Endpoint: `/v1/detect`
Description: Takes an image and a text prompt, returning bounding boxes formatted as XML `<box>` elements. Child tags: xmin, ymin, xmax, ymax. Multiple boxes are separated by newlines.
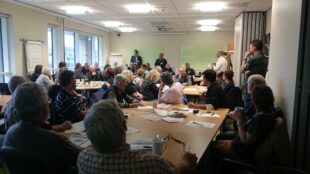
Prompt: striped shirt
<box><xmin>78</xmin><ymin>144</ymin><xmax>177</xmax><ymax>174</ymax></box>
<box><xmin>55</xmin><ymin>88</ymin><xmax>84</xmax><ymax>123</ymax></box>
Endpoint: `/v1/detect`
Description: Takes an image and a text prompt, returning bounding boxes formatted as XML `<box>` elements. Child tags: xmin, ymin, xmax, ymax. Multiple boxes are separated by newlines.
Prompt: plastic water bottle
<box><xmin>152</xmin><ymin>134</ymin><xmax>165</xmax><ymax>155</ymax></box>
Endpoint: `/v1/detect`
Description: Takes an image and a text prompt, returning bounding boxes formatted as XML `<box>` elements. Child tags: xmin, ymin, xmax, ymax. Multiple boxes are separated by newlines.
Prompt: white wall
<box><xmin>110</xmin><ymin>31</ymin><xmax>234</xmax><ymax>71</ymax></box>
<box><xmin>268</xmin><ymin>0</ymin><xmax>302</xmax><ymax>136</ymax></box>
<box><xmin>266</xmin><ymin>8</ymin><xmax>272</xmax><ymax>34</ymax></box>
<box><xmin>0</xmin><ymin>1</ymin><xmax>110</xmax><ymax>76</ymax></box>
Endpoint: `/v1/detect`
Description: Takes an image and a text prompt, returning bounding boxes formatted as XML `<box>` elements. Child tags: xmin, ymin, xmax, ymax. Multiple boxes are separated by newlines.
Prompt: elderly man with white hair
<box><xmin>78</xmin><ymin>100</ymin><xmax>197</xmax><ymax>174</ymax></box>
<box><xmin>175</xmin><ymin>66</ymin><xmax>192</xmax><ymax>86</ymax></box>
<box><xmin>102</xmin><ymin>74</ymin><xmax>142</xmax><ymax>108</ymax></box>
<box><xmin>36</xmin><ymin>67</ymin><xmax>53</xmax><ymax>93</ymax></box>
<box><xmin>3</xmin><ymin>82</ymin><xmax>80</xmax><ymax>173</ymax></box>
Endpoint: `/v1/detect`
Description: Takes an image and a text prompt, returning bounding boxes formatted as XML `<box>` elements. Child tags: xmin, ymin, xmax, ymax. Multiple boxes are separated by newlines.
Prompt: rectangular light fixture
<box><xmin>102</xmin><ymin>21</ymin><xmax>123</xmax><ymax>27</ymax></box>
<box><xmin>118</xmin><ymin>27</ymin><xmax>137</xmax><ymax>32</ymax></box>
<box><xmin>61</xmin><ymin>6</ymin><xmax>93</xmax><ymax>15</ymax></box>
<box><xmin>125</xmin><ymin>4</ymin><xmax>155</xmax><ymax>13</ymax></box>
<box><xmin>198</xmin><ymin>19</ymin><xmax>221</xmax><ymax>26</ymax></box>
<box><xmin>199</xmin><ymin>26</ymin><xmax>218</xmax><ymax>31</ymax></box>
<box><xmin>194</xmin><ymin>2</ymin><xmax>226</xmax><ymax>12</ymax></box>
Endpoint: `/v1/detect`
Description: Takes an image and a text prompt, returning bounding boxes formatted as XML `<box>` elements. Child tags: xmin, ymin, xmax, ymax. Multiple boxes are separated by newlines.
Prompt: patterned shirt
<box><xmin>77</xmin><ymin>145</ymin><xmax>177</xmax><ymax>174</ymax></box>
<box><xmin>55</xmin><ymin>88</ymin><xmax>85</xmax><ymax>123</ymax></box>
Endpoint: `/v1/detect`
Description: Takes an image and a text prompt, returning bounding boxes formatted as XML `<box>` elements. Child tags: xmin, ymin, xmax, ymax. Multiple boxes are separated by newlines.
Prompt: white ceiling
<box><xmin>13</xmin><ymin>0</ymin><xmax>272</xmax><ymax>32</ymax></box>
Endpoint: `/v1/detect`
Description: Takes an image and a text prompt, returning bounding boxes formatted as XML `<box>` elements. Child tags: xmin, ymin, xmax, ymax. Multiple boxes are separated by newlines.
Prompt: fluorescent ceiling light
<box><xmin>194</xmin><ymin>2</ymin><xmax>226</xmax><ymax>12</ymax></box>
<box><xmin>118</xmin><ymin>27</ymin><xmax>137</xmax><ymax>32</ymax></box>
<box><xmin>102</xmin><ymin>21</ymin><xmax>123</xmax><ymax>27</ymax></box>
<box><xmin>61</xmin><ymin>6</ymin><xmax>93</xmax><ymax>15</ymax></box>
<box><xmin>125</xmin><ymin>4</ymin><xmax>155</xmax><ymax>13</ymax></box>
<box><xmin>198</xmin><ymin>19</ymin><xmax>221</xmax><ymax>26</ymax></box>
<box><xmin>199</xmin><ymin>26</ymin><xmax>218</xmax><ymax>31</ymax></box>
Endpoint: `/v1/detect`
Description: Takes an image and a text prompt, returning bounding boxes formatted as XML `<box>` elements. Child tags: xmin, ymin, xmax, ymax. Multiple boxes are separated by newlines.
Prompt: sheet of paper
<box><xmin>130</xmin><ymin>139</ymin><xmax>153</xmax><ymax>151</ymax></box>
<box><xmin>157</xmin><ymin>103</ymin><xmax>170</xmax><ymax>108</ymax></box>
<box><xmin>65</xmin><ymin>121</ymin><xmax>85</xmax><ymax>133</ymax></box>
<box><xmin>162</xmin><ymin>117</ymin><xmax>184</xmax><ymax>123</ymax></box>
<box><xmin>154</xmin><ymin>109</ymin><xmax>169</xmax><ymax>117</ymax></box>
<box><xmin>138</xmin><ymin>106</ymin><xmax>153</xmax><ymax>110</ymax></box>
<box><xmin>126</xmin><ymin>127</ymin><xmax>141</xmax><ymax>135</ymax></box>
<box><xmin>142</xmin><ymin>114</ymin><xmax>162</xmax><ymax>121</ymax></box>
<box><xmin>186</xmin><ymin>121</ymin><xmax>216</xmax><ymax>128</ymax></box>
<box><xmin>196</xmin><ymin>113</ymin><xmax>221</xmax><ymax>118</ymax></box>
<box><xmin>69</xmin><ymin>134</ymin><xmax>88</xmax><ymax>146</ymax></box>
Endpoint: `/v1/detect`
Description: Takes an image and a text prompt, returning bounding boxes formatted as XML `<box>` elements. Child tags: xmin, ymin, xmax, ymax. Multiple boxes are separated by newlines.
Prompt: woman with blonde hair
<box><xmin>121</xmin><ymin>70</ymin><xmax>143</xmax><ymax>100</ymax></box>
<box><xmin>133</xmin><ymin>68</ymin><xmax>145</xmax><ymax>90</ymax></box>
<box><xmin>141</xmin><ymin>69</ymin><xmax>160</xmax><ymax>101</ymax></box>
<box><xmin>36</xmin><ymin>67</ymin><xmax>54</xmax><ymax>93</ymax></box>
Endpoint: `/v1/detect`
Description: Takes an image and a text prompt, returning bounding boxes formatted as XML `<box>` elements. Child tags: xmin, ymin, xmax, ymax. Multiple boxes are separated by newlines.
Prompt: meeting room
<box><xmin>0</xmin><ymin>0</ymin><xmax>309</xmax><ymax>173</ymax></box>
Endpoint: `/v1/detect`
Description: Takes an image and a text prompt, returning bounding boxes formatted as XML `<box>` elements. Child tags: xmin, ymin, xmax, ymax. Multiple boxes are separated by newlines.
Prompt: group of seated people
<box><xmin>1</xmin><ymin>57</ymin><xmax>280</xmax><ymax>173</ymax></box>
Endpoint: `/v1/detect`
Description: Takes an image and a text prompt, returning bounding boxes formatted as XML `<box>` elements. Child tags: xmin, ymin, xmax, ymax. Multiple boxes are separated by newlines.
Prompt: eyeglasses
<box><xmin>164</xmin><ymin>134</ymin><xmax>187</xmax><ymax>153</ymax></box>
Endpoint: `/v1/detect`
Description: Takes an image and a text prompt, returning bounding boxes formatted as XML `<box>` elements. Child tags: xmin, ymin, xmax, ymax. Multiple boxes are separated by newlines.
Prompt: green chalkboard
<box><xmin>179</xmin><ymin>45</ymin><xmax>221</xmax><ymax>71</ymax></box>
<box><xmin>126</xmin><ymin>45</ymin><xmax>164</xmax><ymax>68</ymax></box>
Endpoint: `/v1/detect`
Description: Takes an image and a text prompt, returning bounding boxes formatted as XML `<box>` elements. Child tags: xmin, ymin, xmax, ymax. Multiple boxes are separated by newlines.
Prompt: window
<box><xmin>64</xmin><ymin>30</ymin><xmax>104</xmax><ymax>69</ymax></box>
<box><xmin>47</xmin><ymin>26</ymin><xmax>57</xmax><ymax>70</ymax></box>
<box><xmin>64</xmin><ymin>31</ymin><xmax>75</xmax><ymax>69</ymax></box>
<box><xmin>0</xmin><ymin>15</ymin><xmax>10</xmax><ymax>83</ymax></box>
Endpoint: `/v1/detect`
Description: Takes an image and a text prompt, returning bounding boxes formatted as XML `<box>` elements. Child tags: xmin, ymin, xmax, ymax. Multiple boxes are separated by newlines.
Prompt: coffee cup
<box><xmin>206</xmin><ymin>104</ymin><xmax>214</xmax><ymax>113</ymax></box>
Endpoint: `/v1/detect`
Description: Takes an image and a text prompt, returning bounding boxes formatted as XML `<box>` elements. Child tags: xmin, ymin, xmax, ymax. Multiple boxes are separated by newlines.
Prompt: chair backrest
<box><xmin>217</xmin><ymin>158</ymin><xmax>257</xmax><ymax>174</ymax></box>
<box><xmin>255</xmin><ymin>117</ymin><xmax>292</xmax><ymax>174</ymax></box>
<box><xmin>0</xmin><ymin>83</ymin><xmax>11</xmax><ymax>95</ymax></box>
<box><xmin>270</xmin><ymin>166</ymin><xmax>309</xmax><ymax>174</ymax></box>
<box><xmin>0</xmin><ymin>147</ymin><xmax>48</xmax><ymax>174</ymax></box>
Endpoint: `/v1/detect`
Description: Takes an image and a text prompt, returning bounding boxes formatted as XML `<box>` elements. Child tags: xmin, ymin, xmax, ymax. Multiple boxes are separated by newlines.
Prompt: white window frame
<box><xmin>0</xmin><ymin>14</ymin><xmax>10</xmax><ymax>83</ymax></box>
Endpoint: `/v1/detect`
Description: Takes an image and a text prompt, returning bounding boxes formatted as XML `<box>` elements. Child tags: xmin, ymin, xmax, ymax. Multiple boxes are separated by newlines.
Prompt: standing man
<box><xmin>241</xmin><ymin>39</ymin><xmax>268</xmax><ymax>78</ymax></box>
<box><xmin>212</xmin><ymin>51</ymin><xmax>228</xmax><ymax>73</ymax></box>
<box><xmin>154</xmin><ymin>53</ymin><xmax>167</xmax><ymax>71</ymax></box>
<box><xmin>185</xmin><ymin>63</ymin><xmax>195</xmax><ymax>76</ymax></box>
<box><xmin>130</xmin><ymin>50</ymin><xmax>143</xmax><ymax>72</ymax></box>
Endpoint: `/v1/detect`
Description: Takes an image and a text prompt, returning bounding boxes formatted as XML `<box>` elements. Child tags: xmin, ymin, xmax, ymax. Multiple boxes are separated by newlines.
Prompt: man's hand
<box><xmin>187</xmin><ymin>102</ymin><xmax>196</xmax><ymax>109</ymax></box>
<box><xmin>61</xmin><ymin>121</ymin><xmax>72</xmax><ymax>130</ymax></box>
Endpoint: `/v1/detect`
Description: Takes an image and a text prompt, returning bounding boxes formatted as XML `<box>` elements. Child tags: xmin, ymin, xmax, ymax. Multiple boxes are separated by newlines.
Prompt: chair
<box><xmin>255</xmin><ymin>117</ymin><xmax>292</xmax><ymax>174</ymax></box>
<box><xmin>0</xmin><ymin>147</ymin><xmax>48</xmax><ymax>174</ymax></box>
<box><xmin>0</xmin><ymin>83</ymin><xmax>10</xmax><ymax>95</ymax></box>
<box><xmin>270</xmin><ymin>166</ymin><xmax>309</xmax><ymax>174</ymax></box>
<box><xmin>217</xmin><ymin>158</ymin><xmax>257</xmax><ymax>174</ymax></box>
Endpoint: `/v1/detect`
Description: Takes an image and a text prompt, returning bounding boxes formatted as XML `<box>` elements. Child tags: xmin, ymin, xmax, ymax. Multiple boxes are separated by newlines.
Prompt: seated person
<box><xmin>36</xmin><ymin>67</ymin><xmax>54</xmax><ymax>93</ymax></box>
<box><xmin>54</xmin><ymin>61</ymin><xmax>67</xmax><ymax>84</ymax></box>
<box><xmin>216</xmin><ymin>71</ymin><xmax>225</xmax><ymax>88</ymax></box>
<box><xmin>155</xmin><ymin>65</ymin><xmax>163</xmax><ymax>74</ymax></box>
<box><xmin>101</xmin><ymin>67</ymin><xmax>115</xmax><ymax>86</ymax></box>
<box><xmin>141</xmin><ymin>69</ymin><xmax>160</xmax><ymax>101</ymax></box>
<box><xmin>3</xmin><ymin>82</ymin><xmax>80</xmax><ymax>173</ymax></box>
<box><xmin>223</xmin><ymin>70</ymin><xmax>237</xmax><ymax>110</ymax></box>
<box><xmin>89</xmin><ymin>65</ymin><xmax>101</xmax><ymax>81</ymax></box>
<box><xmin>4</xmin><ymin>76</ymin><xmax>71</xmax><ymax>132</ymax></box>
<box><xmin>55</xmin><ymin>70</ymin><xmax>86</xmax><ymax>124</ymax></box>
<box><xmin>102</xmin><ymin>74</ymin><xmax>142</xmax><ymax>108</ymax></box>
<box><xmin>188</xmin><ymin>69</ymin><xmax>227</xmax><ymax>109</ymax></box>
<box><xmin>133</xmin><ymin>68</ymin><xmax>145</xmax><ymax>90</ymax></box>
<box><xmin>78</xmin><ymin>100</ymin><xmax>197</xmax><ymax>174</ymax></box>
<box><xmin>122</xmin><ymin>70</ymin><xmax>143</xmax><ymax>100</ymax></box>
<box><xmin>175</xmin><ymin>66</ymin><xmax>192</xmax><ymax>86</ymax></box>
<box><xmin>158</xmin><ymin>72</ymin><xmax>184</xmax><ymax>104</ymax></box>
<box><xmin>244</xmin><ymin>74</ymin><xmax>266</xmax><ymax>119</ymax></box>
<box><xmin>30</xmin><ymin>64</ymin><xmax>42</xmax><ymax>82</ymax></box>
<box><xmin>164</xmin><ymin>64</ymin><xmax>175</xmax><ymax>75</ymax></box>
<box><xmin>198</xmin><ymin>85</ymin><xmax>276</xmax><ymax>174</ymax></box>
<box><xmin>74</xmin><ymin>63</ymin><xmax>84</xmax><ymax>80</ymax></box>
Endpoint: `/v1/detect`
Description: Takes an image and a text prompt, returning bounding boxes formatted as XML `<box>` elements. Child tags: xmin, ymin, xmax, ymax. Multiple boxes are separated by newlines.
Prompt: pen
<box><xmin>210</xmin><ymin>113</ymin><xmax>215</xmax><ymax>116</ymax></box>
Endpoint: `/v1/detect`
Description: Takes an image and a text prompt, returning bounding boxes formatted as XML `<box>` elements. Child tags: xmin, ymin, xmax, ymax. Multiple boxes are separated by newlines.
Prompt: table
<box><xmin>183</xmin><ymin>86</ymin><xmax>207</xmax><ymax>96</ymax></box>
<box><xmin>0</xmin><ymin>95</ymin><xmax>12</xmax><ymax>112</ymax></box>
<box><xmin>123</xmin><ymin>103</ymin><xmax>229</xmax><ymax>165</ymax></box>
<box><xmin>64</xmin><ymin>102</ymin><xmax>229</xmax><ymax>165</ymax></box>
<box><xmin>75</xmin><ymin>81</ymin><xmax>106</xmax><ymax>91</ymax></box>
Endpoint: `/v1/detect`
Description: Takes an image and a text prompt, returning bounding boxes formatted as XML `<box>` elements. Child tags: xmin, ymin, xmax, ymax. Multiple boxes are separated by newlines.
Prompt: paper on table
<box><xmin>157</xmin><ymin>103</ymin><xmax>170</xmax><ymax>108</ymax></box>
<box><xmin>183</xmin><ymin>88</ymin><xmax>198</xmax><ymax>91</ymax></box>
<box><xmin>126</xmin><ymin>127</ymin><xmax>141</xmax><ymax>135</ymax></box>
<box><xmin>186</xmin><ymin>121</ymin><xmax>216</xmax><ymax>128</ymax></box>
<box><xmin>130</xmin><ymin>139</ymin><xmax>153</xmax><ymax>151</ymax></box>
<box><xmin>196</xmin><ymin>113</ymin><xmax>221</xmax><ymax>118</ymax></box>
<box><xmin>138</xmin><ymin>106</ymin><xmax>153</xmax><ymax>110</ymax></box>
<box><xmin>65</xmin><ymin>121</ymin><xmax>85</xmax><ymax>133</ymax></box>
<box><xmin>154</xmin><ymin>109</ymin><xmax>169</xmax><ymax>117</ymax></box>
<box><xmin>142</xmin><ymin>114</ymin><xmax>162</xmax><ymax>121</ymax></box>
<box><xmin>162</xmin><ymin>117</ymin><xmax>184</xmax><ymax>123</ymax></box>
<box><xmin>69</xmin><ymin>134</ymin><xmax>88</xmax><ymax>146</ymax></box>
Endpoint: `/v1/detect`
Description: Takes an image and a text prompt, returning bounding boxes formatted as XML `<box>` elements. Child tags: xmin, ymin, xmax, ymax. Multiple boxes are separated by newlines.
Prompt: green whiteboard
<box><xmin>179</xmin><ymin>45</ymin><xmax>221</xmax><ymax>71</ymax></box>
<box><xmin>126</xmin><ymin>45</ymin><xmax>164</xmax><ymax>68</ymax></box>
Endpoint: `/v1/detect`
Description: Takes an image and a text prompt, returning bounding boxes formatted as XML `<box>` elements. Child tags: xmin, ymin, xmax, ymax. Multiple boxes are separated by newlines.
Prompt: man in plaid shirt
<box><xmin>78</xmin><ymin>100</ymin><xmax>197</xmax><ymax>174</ymax></box>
